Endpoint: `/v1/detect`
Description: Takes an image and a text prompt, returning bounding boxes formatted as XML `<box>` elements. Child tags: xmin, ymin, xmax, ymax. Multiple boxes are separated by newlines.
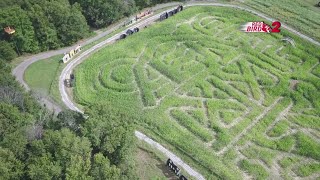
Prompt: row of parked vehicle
<box><xmin>160</xmin><ymin>5</ymin><xmax>184</xmax><ymax>21</ymax></box>
<box><xmin>119</xmin><ymin>27</ymin><xmax>140</xmax><ymax>40</ymax></box>
<box><xmin>118</xmin><ymin>5</ymin><xmax>184</xmax><ymax>40</ymax></box>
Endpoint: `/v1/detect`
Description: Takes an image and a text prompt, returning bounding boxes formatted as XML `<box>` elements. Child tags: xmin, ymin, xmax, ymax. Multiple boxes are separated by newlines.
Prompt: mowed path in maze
<box><xmin>74</xmin><ymin>7</ymin><xmax>320</xmax><ymax>179</ymax></box>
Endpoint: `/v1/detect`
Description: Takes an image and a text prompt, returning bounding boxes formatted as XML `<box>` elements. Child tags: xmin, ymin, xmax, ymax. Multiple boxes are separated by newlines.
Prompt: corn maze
<box><xmin>74</xmin><ymin>7</ymin><xmax>320</xmax><ymax>179</ymax></box>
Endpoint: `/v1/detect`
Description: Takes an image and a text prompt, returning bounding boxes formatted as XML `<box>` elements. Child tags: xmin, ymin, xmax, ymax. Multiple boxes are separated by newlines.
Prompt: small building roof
<box><xmin>4</xmin><ymin>26</ymin><xmax>15</xmax><ymax>34</ymax></box>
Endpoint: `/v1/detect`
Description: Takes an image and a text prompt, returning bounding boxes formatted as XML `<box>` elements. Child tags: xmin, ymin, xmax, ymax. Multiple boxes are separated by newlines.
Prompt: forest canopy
<box><xmin>0</xmin><ymin>0</ymin><xmax>179</xmax><ymax>57</ymax></box>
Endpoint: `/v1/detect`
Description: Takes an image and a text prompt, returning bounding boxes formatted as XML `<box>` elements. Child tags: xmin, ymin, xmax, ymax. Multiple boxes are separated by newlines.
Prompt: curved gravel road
<box><xmin>13</xmin><ymin>2</ymin><xmax>320</xmax><ymax>180</ymax></box>
<box><xmin>59</xmin><ymin>2</ymin><xmax>320</xmax><ymax>113</ymax></box>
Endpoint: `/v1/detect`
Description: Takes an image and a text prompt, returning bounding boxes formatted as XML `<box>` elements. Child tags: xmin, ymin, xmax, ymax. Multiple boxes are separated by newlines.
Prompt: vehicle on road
<box><xmin>64</xmin><ymin>79</ymin><xmax>71</xmax><ymax>87</ymax></box>
<box><xmin>167</xmin><ymin>158</ymin><xmax>181</xmax><ymax>176</ymax></box>
<box><xmin>119</xmin><ymin>34</ymin><xmax>127</xmax><ymax>39</ymax></box>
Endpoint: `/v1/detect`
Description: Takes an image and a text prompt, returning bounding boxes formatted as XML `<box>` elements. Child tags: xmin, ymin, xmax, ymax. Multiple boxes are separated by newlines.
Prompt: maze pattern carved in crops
<box><xmin>76</xmin><ymin>8</ymin><xmax>320</xmax><ymax>178</ymax></box>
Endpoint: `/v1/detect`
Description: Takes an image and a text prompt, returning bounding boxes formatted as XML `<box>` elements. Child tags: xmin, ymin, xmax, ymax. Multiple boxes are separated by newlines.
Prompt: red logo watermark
<box><xmin>241</xmin><ymin>21</ymin><xmax>281</xmax><ymax>33</ymax></box>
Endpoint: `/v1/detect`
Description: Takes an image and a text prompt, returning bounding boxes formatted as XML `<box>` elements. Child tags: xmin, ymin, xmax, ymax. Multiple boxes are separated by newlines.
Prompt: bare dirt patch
<box><xmin>136</xmin><ymin>147</ymin><xmax>177</xmax><ymax>180</ymax></box>
<box><xmin>290</xmin><ymin>80</ymin><xmax>299</xmax><ymax>90</ymax></box>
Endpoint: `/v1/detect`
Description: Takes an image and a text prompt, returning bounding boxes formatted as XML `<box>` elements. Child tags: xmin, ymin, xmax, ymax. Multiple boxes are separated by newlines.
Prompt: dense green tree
<box><xmin>0</xmin><ymin>61</ymin><xmax>17</xmax><ymax>87</ymax></box>
<box><xmin>63</xmin><ymin>3</ymin><xmax>90</xmax><ymax>45</ymax></box>
<box><xmin>84</xmin><ymin>103</ymin><xmax>135</xmax><ymax>162</ymax></box>
<box><xmin>90</xmin><ymin>153</ymin><xmax>121</xmax><ymax>180</ymax></box>
<box><xmin>27</xmin><ymin>4</ymin><xmax>60</xmax><ymax>51</ymax></box>
<box><xmin>27</xmin><ymin>153</ymin><xmax>62</xmax><ymax>179</ymax></box>
<box><xmin>0</xmin><ymin>0</ymin><xmax>24</xmax><ymax>9</ymax></box>
<box><xmin>0</xmin><ymin>61</ymin><xmax>42</xmax><ymax>114</ymax></box>
<box><xmin>0</xmin><ymin>86</ymin><xmax>25</xmax><ymax>111</ymax></box>
<box><xmin>0</xmin><ymin>6</ymin><xmax>39</xmax><ymax>53</ymax></box>
<box><xmin>0</xmin><ymin>41</ymin><xmax>17</xmax><ymax>61</ymax></box>
<box><xmin>135</xmin><ymin>0</ymin><xmax>152</xmax><ymax>8</ymax></box>
<box><xmin>0</xmin><ymin>0</ymin><xmax>180</xmax><ymax>57</ymax></box>
<box><xmin>122</xmin><ymin>0</ymin><xmax>137</xmax><ymax>16</ymax></box>
<box><xmin>27</xmin><ymin>128</ymin><xmax>92</xmax><ymax>179</ymax></box>
<box><xmin>0</xmin><ymin>0</ymin><xmax>90</xmax><ymax>54</ymax></box>
<box><xmin>1</xmin><ymin>131</ymin><xmax>28</xmax><ymax>158</ymax></box>
<box><xmin>0</xmin><ymin>148</ymin><xmax>24</xmax><ymax>180</ymax></box>
<box><xmin>43</xmin><ymin>0</ymin><xmax>89</xmax><ymax>45</ymax></box>
<box><xmin>56</xmin><ymin>109</ymin><xmax>84</xmax><ymax>132</ymax></box>
<box><xmin>66</xmin><ymin>154</ymin><xmax>92</xmax><ymax>180</ymax></box>
<box><xmin>0</xmin><ymin>59</ymin><xmax>10</xmax><ymax>73</ymax></box>
<box><xmin>42</xmin><ymin>128</ymin><xmax>92</xmax><ymax>165</ymax></box>
<box><xmin>136</xmin><ymin>0</ymin><xmax>180</xmax><ymax>9</ymax></box>
<box><xmin>83</xmin><ymin>103</ymin><xmax>137</xmax><ymax>179</ymax></box>
<box><xmin>0</xmin><ymin>103</ymin><xmax>32</xmax><ymax>140</ymax></box>
<box><xmin>75</xmin><ymin>0</ymin><xmax>137</xmax><ymax>28</ymax></box>
<box><xmin>0</xmin><ymin>103</ymin><xmax>33</xmax><ymax>158</ymax></box>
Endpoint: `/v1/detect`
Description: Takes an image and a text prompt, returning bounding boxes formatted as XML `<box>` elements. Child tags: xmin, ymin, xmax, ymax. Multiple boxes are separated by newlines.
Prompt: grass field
<box><xmin>24</xmin><ymin>55</ymin><xmax>65</xmax><ymax>106</ymax></box>
<box><xmin>135</xmin><ymin>140</ymin><xmax>183</xmax><ymax>180</ymax></box>
<box><xmin>74</xmin><ymin>6</ymin><xmax>320</xmax><ymax>179</ymax></box>
<box><xmin>239</xmin><ymin>0</ymin><xmax>320</xmax><ymax>42</ymax></box>
<box><xmin>23</xmin><ymin>24</ymin><xmax>127</xmax><ymax>107</ymax></box>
